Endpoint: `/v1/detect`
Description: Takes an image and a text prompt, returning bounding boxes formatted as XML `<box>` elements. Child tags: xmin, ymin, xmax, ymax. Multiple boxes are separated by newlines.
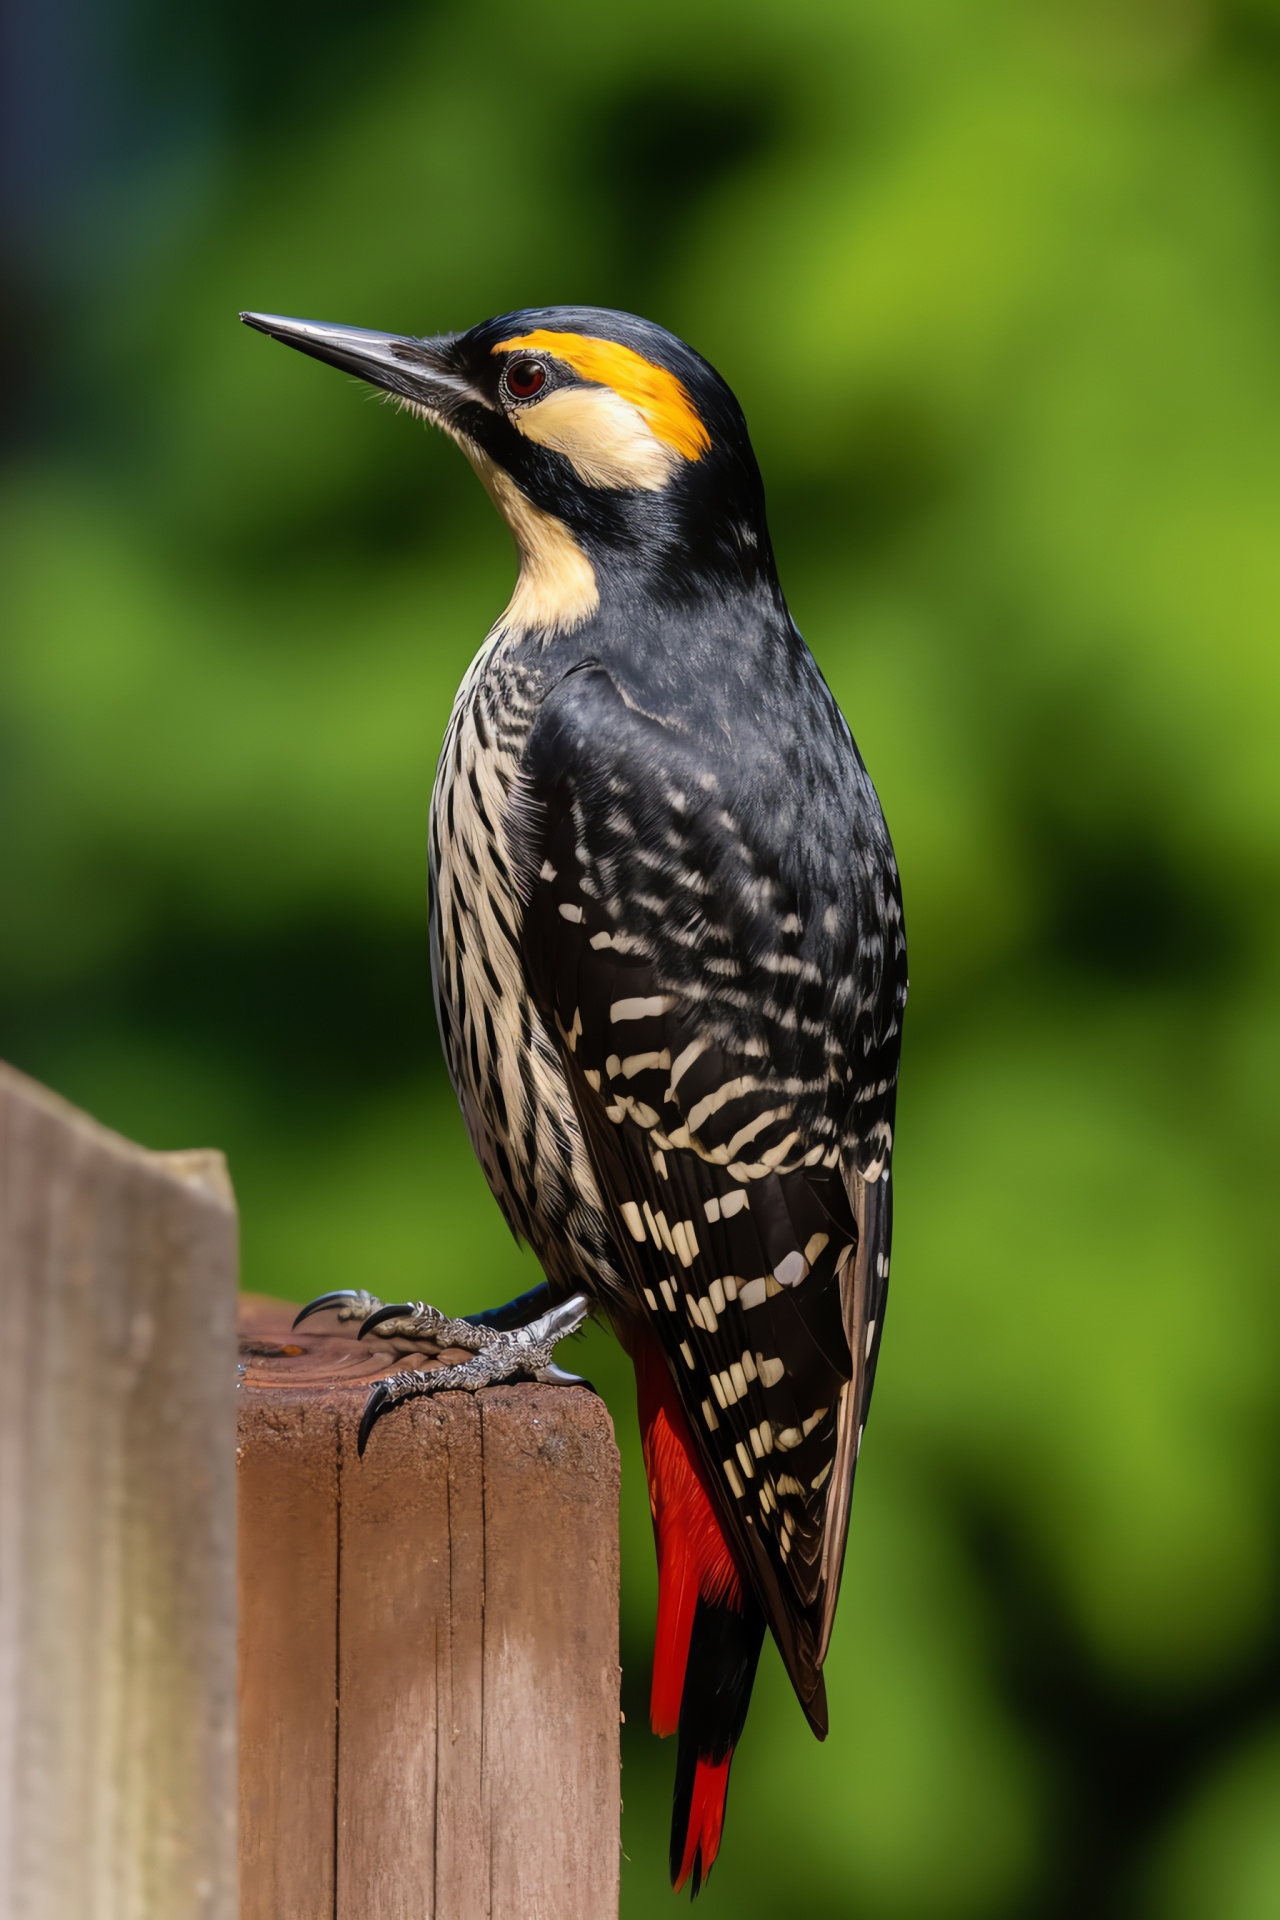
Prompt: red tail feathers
<box><xmin>635</xmin><ymin>1331</ymin><xmax>763</xmax><ymax>1893</ymax></box>
<box><xmin>636</xmin><ymin>1333</ymin><xmax>740</xmax><ymax>1737</ymax></box>
<box><xmin>674</xmin><ymin>1754</ymin><xmax>731</xmax><ymax>1894</ymax></box>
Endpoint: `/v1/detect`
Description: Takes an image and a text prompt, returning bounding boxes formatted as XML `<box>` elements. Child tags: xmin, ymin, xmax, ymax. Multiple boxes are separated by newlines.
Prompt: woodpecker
<box><xmin>244</xmin><ymin>304</ymin><xmax>907</xmax><ymax>1895</ymax></box>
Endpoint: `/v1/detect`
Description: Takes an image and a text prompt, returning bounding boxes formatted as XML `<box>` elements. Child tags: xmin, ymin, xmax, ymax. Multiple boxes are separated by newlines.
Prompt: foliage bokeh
<box><xmin>4</xmin><ymin>0</ymin><xmax>1279</xmax><ymax>1912</ymax></box>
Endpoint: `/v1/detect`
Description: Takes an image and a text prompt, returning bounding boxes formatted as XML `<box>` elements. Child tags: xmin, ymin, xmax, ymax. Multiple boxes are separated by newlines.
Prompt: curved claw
<box><xmin>538</xmin><ymin>1362</ymin><xmax>594</xmax><ymax>1390</ymax></box>
<box><xmin>357</xmin><ymin>1381</ymin><xmax>394</xmax><ymax>1457</ymax></box>
<box><xmin>293</xmin><ymin>1289</ymin><xmax>370</xmax><ymax>1330</ymax></box>
<box><xmin>358</xmin><ymin>1302</ymin><xmax>417</xmax><ymax>1341</ymax></box>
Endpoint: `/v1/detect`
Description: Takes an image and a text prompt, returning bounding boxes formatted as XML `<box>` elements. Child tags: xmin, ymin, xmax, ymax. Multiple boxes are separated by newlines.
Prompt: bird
<box><xmin>242</xmin><ymin>303</ymin><xmax>907</xmax><ymax>1896</ymax></box>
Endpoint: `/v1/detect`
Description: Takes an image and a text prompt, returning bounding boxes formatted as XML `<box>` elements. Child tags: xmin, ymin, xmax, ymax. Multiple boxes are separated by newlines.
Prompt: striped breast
<box><xmin>427</xmin><ymin>631</ymin><xmax>626</xmax><ymax>1301</ymax></box>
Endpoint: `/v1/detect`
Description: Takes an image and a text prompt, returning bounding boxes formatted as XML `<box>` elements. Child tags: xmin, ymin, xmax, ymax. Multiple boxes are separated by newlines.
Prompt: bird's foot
<box><xmin>357</xmin><ymin>1299</ymin><xmax>497</xmax><ymax>1349</ymax></box>
<box><xmin>292</xmin><ymin>1291</ymin><xmax>488</xmax><ymax>1346</ymax></box>
<box><xmin>292</xmin><ymin>1282</ymin><xmax>557</xmax><ymax>1343</ymax></box>
<box><xmin>356</xmin><ymin>1291</ymin><xmax>592</xmax><ymax>1454</ymax></box>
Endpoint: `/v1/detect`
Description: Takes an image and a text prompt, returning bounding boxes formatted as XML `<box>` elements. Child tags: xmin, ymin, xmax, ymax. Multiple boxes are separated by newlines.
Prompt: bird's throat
<box><xmin>461</xmin><ymin>438</ymin><xmax>599</xmax><ymax>638</ymax></box>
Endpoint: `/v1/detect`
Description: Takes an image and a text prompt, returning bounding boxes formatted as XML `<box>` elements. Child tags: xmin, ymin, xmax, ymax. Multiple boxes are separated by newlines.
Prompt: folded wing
<box><xmin>516</xmin><ymin>662</ymin><xmax>906</xmax><ymax>1721</ymax></box>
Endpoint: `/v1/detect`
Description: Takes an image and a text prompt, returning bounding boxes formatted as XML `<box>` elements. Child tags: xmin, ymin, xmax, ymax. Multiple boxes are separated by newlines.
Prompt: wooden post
<box><xmin>238</xmin><ymin>1297</ymin><xmax>622</xmax><ymax>1920</ymax></box>
<box><xmin>0</xmin><ymin>1062</ymin><xmax>239</xmax><ymax>1920</ymax></box>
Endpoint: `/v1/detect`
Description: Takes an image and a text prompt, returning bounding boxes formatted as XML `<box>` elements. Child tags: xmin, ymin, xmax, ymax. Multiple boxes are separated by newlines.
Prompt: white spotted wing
<box><xmin>517</xmin><ymin>664</ymin><xmax>904</xmax><ymax>1723</ymax></box>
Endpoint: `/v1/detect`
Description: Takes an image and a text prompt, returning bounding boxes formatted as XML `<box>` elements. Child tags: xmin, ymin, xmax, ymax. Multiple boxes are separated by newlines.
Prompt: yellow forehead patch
<box><xmin>494</xmin><ymin>330</ymin><xmax>711</xmax><ymax>462</ymax></box>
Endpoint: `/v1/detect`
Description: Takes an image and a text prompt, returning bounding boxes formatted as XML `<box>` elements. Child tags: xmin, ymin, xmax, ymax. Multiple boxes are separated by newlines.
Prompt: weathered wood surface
<box><xmin>238</xmin><ymin>1295</ymin><xmax>622</xmax><ymax>1920</ymax></box>
<box><xmin>0</xmin><ymin>1062</ymin><xmax>239</xmax><ymax>1920</ymax></box>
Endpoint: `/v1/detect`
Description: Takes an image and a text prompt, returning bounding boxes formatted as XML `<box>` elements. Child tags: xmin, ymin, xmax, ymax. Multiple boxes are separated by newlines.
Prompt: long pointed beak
<box><xmin>239</xmin><ymin>311</ymin><xmax>480</xmax><ymax>415</ymax></box>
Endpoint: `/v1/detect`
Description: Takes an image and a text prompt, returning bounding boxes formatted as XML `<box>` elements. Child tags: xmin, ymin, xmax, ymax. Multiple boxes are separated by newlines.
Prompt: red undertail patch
<box><xmin>635</xmin><ymin>1334</ymin><xmax>739</xmax><ymax>1738</ymax></box>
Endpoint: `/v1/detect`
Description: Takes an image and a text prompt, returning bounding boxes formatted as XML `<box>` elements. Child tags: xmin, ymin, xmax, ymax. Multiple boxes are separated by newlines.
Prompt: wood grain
<box><xmin>237</xmin><ymin>1301</ymin><xmax>621</xmax><ymax>1919</ymax></box>
<box><xmin>481</xmin><ymin>1387</ymin><xmax>623</xmax><ymax>1920</ymax></box>
<box><xmin>0</xmin><ymin>1061</ymin><xmax>239</xmax><ymax>1920</ymax></box>
<box><xmin>237</xmin><ymin>1391</ymin><xmax>341</xmax><ymax>1920</ymax></box>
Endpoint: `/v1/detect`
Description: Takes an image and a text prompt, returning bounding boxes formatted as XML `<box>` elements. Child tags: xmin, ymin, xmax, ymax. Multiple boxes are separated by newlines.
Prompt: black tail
<box><xmin>670</xmin><ymin>1594</ymin><xmax>766</xmax><ymax>1897</ymax></box>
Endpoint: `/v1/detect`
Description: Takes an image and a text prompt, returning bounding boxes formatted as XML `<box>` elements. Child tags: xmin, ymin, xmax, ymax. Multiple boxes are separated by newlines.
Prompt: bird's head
<box><xmin>240</xmin><ymin>304</ymin><xmax>779</xmax><ymax>636</ymax></box>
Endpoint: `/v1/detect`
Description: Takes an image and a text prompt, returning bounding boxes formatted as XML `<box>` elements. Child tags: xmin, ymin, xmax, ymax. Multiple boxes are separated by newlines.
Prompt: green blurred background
<box><xmin>4</xmin><ymin>0</ymin><xmax>1279</xmax><ymax>1911</ymax></box>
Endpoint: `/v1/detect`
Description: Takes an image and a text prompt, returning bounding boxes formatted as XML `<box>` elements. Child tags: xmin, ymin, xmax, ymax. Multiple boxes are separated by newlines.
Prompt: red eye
<box><xmin>505</xmin><ymin>358</ymin><xmax>546</xmax><ymax>400</ymax></box>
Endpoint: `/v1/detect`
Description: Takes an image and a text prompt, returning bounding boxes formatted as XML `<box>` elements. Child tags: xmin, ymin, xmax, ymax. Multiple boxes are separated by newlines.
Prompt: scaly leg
<box><xmin>354</xmin><ymin>1291</ymin><xmax>592</xmax><ymax>1453</ymax></box>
